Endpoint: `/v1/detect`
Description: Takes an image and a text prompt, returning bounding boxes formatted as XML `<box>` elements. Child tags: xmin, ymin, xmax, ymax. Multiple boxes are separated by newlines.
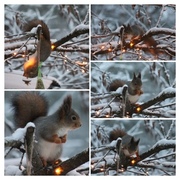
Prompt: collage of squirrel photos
<box><xmin>4</xmin><ymin>4</ymin><xmax>176</xmax><ymax>176</ymax></box>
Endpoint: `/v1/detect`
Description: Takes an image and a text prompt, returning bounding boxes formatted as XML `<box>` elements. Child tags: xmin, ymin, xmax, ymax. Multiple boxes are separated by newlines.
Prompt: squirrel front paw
<box><xmin>52</xmin><ymin>134</ymin><xmax>67</xmax><ymax>144</ymax></box>
<box><xmin>60</xmin><ymin>134</ymin><xmax>67</xmax><ymax>143</ymax></box>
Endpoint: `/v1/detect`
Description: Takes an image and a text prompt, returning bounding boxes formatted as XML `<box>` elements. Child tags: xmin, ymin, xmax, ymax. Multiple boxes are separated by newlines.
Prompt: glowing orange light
<box><xmin>108</xmin><ymin>48</ymin><xmax>112</xmax><ymax>52</ymax></box>
<box><xmin>76</xmin><ymin>61</ymin><xmax>88</xmax><ymax>66</ymax></box>
<box><xmin>96</xmin><ymin>111</ymin><xmax>100</xmax><ymax>116</ymax></box>
<box><xmin>91</xmin><ymin>164</ymin><xmax>94</xmax><ymax>169</ymax></box>
<box><xmin>131</xmin><ymin>159</ymin><xmax>136</xmax><ymax>165</ymax></box>
<box><xmin>100</xmin><ymin>168</ymin><xmax>104</xmax><ymax>172</ymax></box>
<box><xmin>122</xmin><ymin>49</ymin><xmax>126</xmax><ymax>52</ymax></box>
<box><xmin>23</xmin><ymin>58</ymin><xmax>37</xmax><ymax>70</ymax></box>
<box><xmin>54</xmin><ymin>159</ymin><xmax>61</xmax><ymax>166</ymax></box>
<box><xmin>51</xmin><ymin>44</ymin><xmax>55</xmax><ymax>50</ymax></box>
<box><xmin>54</xmin><ymin>166</ymin><xmax>63</xmax><ymax>175</ymax></box>
<box><xmin>101</xmin><ymin>45</ymin><xmax>105</xmax><ymax>50</ymax></box>
<box><xmin>136</xmin><ymin>106</ymin><xmax>141</xmax><ymax>112</ymax></box>
<box><xmin>118</xmin><ymin>168</ymin><xmax>125</xmax><ymax>172</ymax></box>
<box><xmin>130</xmin><ymin>42</ymin><xmax>134</xmax><ymax>47</ymax></box>
<box><xmin>83</xmin><ymin>61</ymin><xmax>87</xmax><ymax>65</ymax></box>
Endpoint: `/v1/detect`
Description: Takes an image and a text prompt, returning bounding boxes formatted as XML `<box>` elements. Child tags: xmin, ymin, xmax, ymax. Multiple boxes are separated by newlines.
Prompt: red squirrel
<box><xmin>109</xmin><ymin>128</ymin><xmax>140</xmax><ymax>169</ymax></box>
<box><xmin>12</xmin><ymin>92</ymin><xmax>82</xmax><ymax>166</ymax></box>
<box><xmin>107</xmin><ymin>72</ymin><xmax>143</xmax><ymax>104</ymax></box>
<box><xmin>23</xmin><ymin>19</ymin><xmax>51</xmax><ymax>78</ymax></box>
<box><xmin>123</xmin><ymin>24</ymin><xmax>159</xmax><ymax>56</ymax></box>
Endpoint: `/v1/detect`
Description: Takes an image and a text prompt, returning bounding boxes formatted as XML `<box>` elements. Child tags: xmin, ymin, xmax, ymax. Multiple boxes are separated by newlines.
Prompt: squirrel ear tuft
<box><xmin>63</xmin><ymin>95</ymin><xmax>72</xmax><ymax>114</ymax></box>
<box><xmin>136</xmin><ymin>138</ymin><xmax>140</xmax><ymax>145</ymax></box>
<box><xmin>133</xmin><ymin>72</ymin><xmax>136</xmax><ymax>79</ymax></box>
<box><xmin>138</xmin><ymin>73</ymin><xmax>141</xmax><ymax>79</ymax></box>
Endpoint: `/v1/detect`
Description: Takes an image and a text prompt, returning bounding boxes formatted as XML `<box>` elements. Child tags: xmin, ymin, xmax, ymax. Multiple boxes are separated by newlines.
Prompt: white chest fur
<box><xmin>128</xmin><ymin>94</ymin><xmax>140</xmax><ymax>104</ymax></box>
<box><xmin>56</xmin><ymin>127</ymin><xmax>70</xmax><ymax>137</ymax></box>
<box><xmin>36</xmin><ymin>127</ymin><xmax>70</xmax><ymax>162</ymax></box>
<box><xmin>37</xmin><ymin>139</ymin><xmax>62</xmax><ymax>161</ymax></box>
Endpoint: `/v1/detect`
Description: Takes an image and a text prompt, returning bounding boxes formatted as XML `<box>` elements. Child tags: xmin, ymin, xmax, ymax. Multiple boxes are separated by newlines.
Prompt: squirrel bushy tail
<box><xmin>23</xmin><ymin>19</ymin><xmax>50</xmax><ymax>42</ymax></box>
<box><xmin>23</xmin><ymin>19</ymin><xmax>51</xmax><ymax>78</ymax></box>
<box><xmin>109</xmin><ymin>128</ymin><xmax>140</xmax><ymax>169</ymax></box>
<box><xmin>12</xmin><ymin>92</ymin><xmax>48</xmax><ymax>128</ymax></box>
<box><xmin>109</xmin><ymin>128</ymin><xmax>127</xmax><ymax>142</ymax></box>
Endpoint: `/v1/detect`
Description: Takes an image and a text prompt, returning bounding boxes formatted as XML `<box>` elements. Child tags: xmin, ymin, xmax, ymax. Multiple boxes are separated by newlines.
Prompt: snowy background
<box><xmin>4</xmin><ymin>4</ymin><xmax>89</xmax><ymax>89</ymax></box>
<box><xmin>91</xmin><ymin>119</ymin><xmax>175</xmax><ymax>176</ymax></box>
<box><xmin>3</xmin><ymin>3</ymin><xmax>177</xmax><ymax>177</ymax></box>
<box><xmin>91</xmin><ymin>5</ymin><xmax>176</xmax><ymax>60</ymax></box>
<box><xmin>91</xmin><ymin>61</ymin><xmax>175</xmax><ymax>118</ymax></box>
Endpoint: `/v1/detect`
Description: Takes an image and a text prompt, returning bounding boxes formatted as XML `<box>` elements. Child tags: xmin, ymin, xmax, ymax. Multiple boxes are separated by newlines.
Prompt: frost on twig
<box><xmin>91</xmin><ymin>86</ymin><xmax>175</xmax><ymax>118</ymax></box>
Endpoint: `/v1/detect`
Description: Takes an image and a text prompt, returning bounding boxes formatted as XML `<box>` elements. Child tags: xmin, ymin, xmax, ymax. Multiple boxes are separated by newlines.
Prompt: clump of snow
<box><xmin>6</xmin><ymin>122</ymin><xmax>35</xmax><ymax>143</ymax></box>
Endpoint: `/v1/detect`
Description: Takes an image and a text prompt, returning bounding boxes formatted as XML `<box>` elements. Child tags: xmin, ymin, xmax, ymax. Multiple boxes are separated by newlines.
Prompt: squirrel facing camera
<box><xmin>23</xmin><ymin>19</ymin><xmax>51</xmax><ymax>78</ymax></box>
<box><xmin>108</xmin><ymin>72</ymin><xmax>143</xmax><ymax>104</ymax></box>
<box><xmin>12</xmin><ymin>92</ymin><xmax>82</xmax><ymax>165</ymax></box>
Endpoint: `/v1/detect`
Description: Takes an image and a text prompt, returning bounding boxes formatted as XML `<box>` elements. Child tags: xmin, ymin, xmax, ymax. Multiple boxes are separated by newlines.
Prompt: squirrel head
<box><xmin>58</xmin><ymin>95</ymin><xmax>82</xmax><ymax>130</ymax></box>
<box><xmin>130</xmin><ymin>72</ymin><xmax>143</xmax><ymax>92</ymax></box>
<box><xmin>123</xmin><ymin>24</ymin><xmax>158</xmax><ymax>55</ymax></box>
<box><xmin>123</xmin><ymin>24</ymin><xmax>144</xmax><ymax>47</ymax></box>
<box><xmin>122</xmin><ymin>135</ymin><xmax>140</xmax><ymax>157</ymax></box>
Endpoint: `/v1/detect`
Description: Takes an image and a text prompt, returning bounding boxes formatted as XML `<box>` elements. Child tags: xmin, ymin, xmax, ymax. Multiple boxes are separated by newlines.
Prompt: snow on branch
<box><xmin>142</xmin><ymin>27</ymin><xmax>175</xmax><ymax>38</ymax></box>
<box><xmin>5</xmin><ymin>122</ymin><xmax>35</xmax><ymax>148</ymax></box>
<box><xmin>134</xmin><ymin>87</ymin><xmax>175</xmax><ymax>117</ymax></box>
<box><xmin>139</xmin><ymin>139</ymin><xmax>175</xmax><ymax>161</ymax></box>
<box><xmin>91</xmin><ymin>138</ymin><xmax>175</xmax><ymax>175</ymax></box>
<box><xmin>5</xmin><ymin>123</ymin><xmax>89</xmax><ymax>175</ymax></box>
<box><xmin>52</xmin><ymin>23</ymin><xmax>89</xmax><ymax>50</ymax></box>
<box><xmin>91</xmin><ymin>87</ymin><xmax>175</xmax><ymax>118</ymax></box>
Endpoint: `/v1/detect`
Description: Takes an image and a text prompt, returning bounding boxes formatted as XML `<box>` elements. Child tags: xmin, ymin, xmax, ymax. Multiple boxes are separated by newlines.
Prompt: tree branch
<box><xmin>52</xmin><ymin>24</ymin><xmax>89</xmax><ymax>50</ymax></box>
<box><xmin>134</xmin><ymin>87</ymin><xmax>175</xmax><ymax>114</ymax></box>
<box><xmin>91</xmin><ymin>139</ymin><xmax>175</xmax><ymax>174</ymax></box>
<box><xmin>24</xmin><ymin>126</ymin><xmax>35</xmax><ymax>175</ymax></box>
<box><xmin>51</xmin><ymin>148</ymin><xmax>89</xmax><ymax>175</ymax></box>
<box><xmin>91</xmin><ymin>87</ymin><xmax>175</xmax><ymax>118</ymax></box>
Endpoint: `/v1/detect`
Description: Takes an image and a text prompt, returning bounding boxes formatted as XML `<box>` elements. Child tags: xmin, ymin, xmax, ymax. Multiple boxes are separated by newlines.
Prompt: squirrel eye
<box><xmin>71</xmin><ymin>115</ymin><xmax>77</xmax><ymax>121</ymax></box>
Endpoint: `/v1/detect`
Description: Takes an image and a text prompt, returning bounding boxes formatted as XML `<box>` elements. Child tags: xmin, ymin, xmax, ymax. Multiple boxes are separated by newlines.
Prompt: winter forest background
<box><xmin>91</xmin><ymin>61</ymin><xmax>175</xmax><ymax>118</ymax></box>
<box><xmin>4</xmin><ymin>4</ymin><xmax>177</xmax><ymax>176</ymax></box>
<box><xmin>91</xmin><ymin>5</ymin><xmax>175</xmax><ymax>60</ymax></box>
<box><xmin>5</xmin><ymin>5</ymin><xmax>89</xmax><ymax>89</ymax></box>
<box><xmin>91</xmin><ymin>119</ymin><xmax>175</xmax><ymax>176</ymax></box>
